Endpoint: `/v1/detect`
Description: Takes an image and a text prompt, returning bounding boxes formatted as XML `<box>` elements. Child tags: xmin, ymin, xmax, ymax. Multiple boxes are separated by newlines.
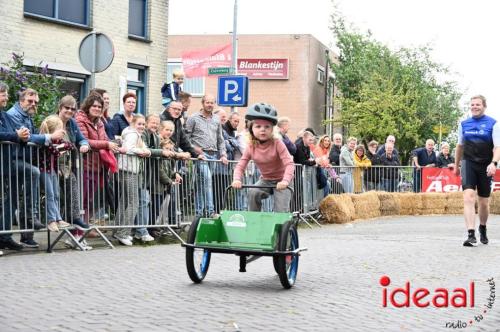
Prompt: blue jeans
<box><xmin>340</xmin><ymin>173</ymin><xmax>354</xmax><ymax>193</ymax></box>
<box><xmin>41</xmin><ymin>171</ymin><xmax>62</xmax><ymax>222</ymax></box>
<box><xmin>134</xmin><ymin>188</ymin><xmax>150</xmax><ymax>236</ymax></box>
<box><xmin>194</xmin><ymin>153</ymin><xmax>217</xmax><ymax>217</ymax></box>
<box><xmin>3</xmin><ymin>160</ymin><xmax>40</xmax><ymax>241</ymax></box>
<box><xmin>384</xmin><ymin>179</ymin><xmax>398</xmax><ymax>192</ymax></box>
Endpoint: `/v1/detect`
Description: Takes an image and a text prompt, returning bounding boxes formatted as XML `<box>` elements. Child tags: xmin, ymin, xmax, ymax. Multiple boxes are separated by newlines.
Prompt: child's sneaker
<box><xmin>58</xmin><ymin>220</ymin><xmax>71</xmax><ymax>229</ymax></box>
<box><xmin>47</xmin><ymin>222</ymin><xmax>59</xmax><ymax>232</ymax></box>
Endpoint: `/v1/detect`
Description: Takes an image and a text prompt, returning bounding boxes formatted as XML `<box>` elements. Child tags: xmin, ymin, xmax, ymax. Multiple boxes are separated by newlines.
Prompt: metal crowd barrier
<box><xmin>322</xmin><ymin>165</ymin><xmax>417</xmax><ymax>194</ymax></box>
<box><xmin>1</xmin><ymin>140</ymin><xmax>426</xmax><ymax>251</ymax></box>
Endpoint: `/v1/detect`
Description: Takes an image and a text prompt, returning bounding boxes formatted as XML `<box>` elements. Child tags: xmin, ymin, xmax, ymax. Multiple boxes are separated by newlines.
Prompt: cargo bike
<box><xmin>170</xmin><ymin>185</ymin><xmax>306</xmax><ymax>289</ymax></box>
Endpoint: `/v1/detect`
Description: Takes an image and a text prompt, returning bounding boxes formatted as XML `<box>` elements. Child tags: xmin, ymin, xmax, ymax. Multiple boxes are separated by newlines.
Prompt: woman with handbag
<box><xmin>75</xmin><ymin>93</ymin><xmax>120</xmax><ymax>239</ymax></box>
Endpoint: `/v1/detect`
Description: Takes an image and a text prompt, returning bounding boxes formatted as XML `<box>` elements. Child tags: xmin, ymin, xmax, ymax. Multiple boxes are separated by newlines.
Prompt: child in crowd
<box><xmin>115</xmin><ymin>114</ymin><xmax>151</xmax><ymax>245</ymax></box>
<box><xmin>38</xmin><ymin>115</ymin><xmax>73</xmax><ymax>232</ymax></box>
<box><xmin>231</xmin><ymin>103</ymin><xmax>295</xmax><ymax>212</ymax></box>
<box><xmin>157</xmin><ymin>120</ymin><xmax>186</xmax><ymax>225</ymax></box>
<box><xmin>161</xmin><ymin>70</ymin><xmax>184</xmax><ymax>107</ymax></box>
<box><xmin>159</xmin><ymin>119</ymin><xmax>194</xmax><ymax>159</ymax></box>
<box><xmin>157</xmin><ymin>138</ymin><xmax>182</xmax><ymax>225</ymax></box>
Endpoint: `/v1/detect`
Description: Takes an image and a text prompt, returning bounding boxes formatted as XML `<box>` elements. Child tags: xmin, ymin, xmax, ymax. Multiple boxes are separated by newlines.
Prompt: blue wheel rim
<box><xmin>196</xmin><ymin>249</ymin><xmax>210</xmax><ymax>278</ymax></box>
<box><xmin>286</xmin><ymin>228</ymin><xmax>299</xmax><ymax>284</ymax></box>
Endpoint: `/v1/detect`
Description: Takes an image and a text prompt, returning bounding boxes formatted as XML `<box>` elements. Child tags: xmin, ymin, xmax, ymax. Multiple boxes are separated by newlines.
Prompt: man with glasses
<box><xmin>160</xmin><ymin>101</ymin><xmax>198</xmax><ymax>158</ymax></box>
<box><xmin>6</xmin><ymin>88</ymin><xmax>65</xmax><ymax>248</ymax></box>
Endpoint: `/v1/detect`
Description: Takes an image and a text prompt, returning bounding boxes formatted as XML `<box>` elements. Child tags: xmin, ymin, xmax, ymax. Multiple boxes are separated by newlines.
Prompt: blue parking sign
<box><xmin>217</xmin><ymin>75</ymin><xmax>249</xmax><ymax>107</ymax></box>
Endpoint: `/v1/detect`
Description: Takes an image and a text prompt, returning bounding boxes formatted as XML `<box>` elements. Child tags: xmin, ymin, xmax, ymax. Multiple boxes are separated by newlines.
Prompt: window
<box><xmin>129</xmin><ymin>0</ymin><xmax>148</xmax><ymax>39</ymax></box>
<box><xmin>24</xmin><ymin>0</ymin><xmax>89</xmax><ymax>27</ymax></box>
<box><xmin>167</xmin><ymin>61</ymin><xmax>204</xmax><ymax>97</ymax></box>
<box><xmin>59</xmin><ymin>74</ymin><xmax>88</xmax><ymax>104</ymax></box>
<box><xmin>25</xmin><ymin>66</ymin><xmax>88</xmax><ymax>104</ymax></box>
<box><xmin>317</xmin><ymin>65</ymin><xmax>325</xmax><ymax>85</ymax></box>
<box><xmin>127</xmin><ymin>64</ymin><xmax>148</xmax><ymax>115</ymax></box>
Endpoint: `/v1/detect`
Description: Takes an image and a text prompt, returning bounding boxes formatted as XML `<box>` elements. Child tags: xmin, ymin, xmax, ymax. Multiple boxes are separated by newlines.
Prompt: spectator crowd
<box><xmin>0</xmin><ymin>73</ymin><xmax>453</xmax><ymax>254</ymax></box>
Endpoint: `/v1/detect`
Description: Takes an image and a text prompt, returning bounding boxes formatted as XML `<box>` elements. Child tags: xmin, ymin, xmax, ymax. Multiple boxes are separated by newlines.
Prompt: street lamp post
<box><xmin>230</xmin><ymin>0</ymin><xmax>238</xmax><ymax>113</ymax></box>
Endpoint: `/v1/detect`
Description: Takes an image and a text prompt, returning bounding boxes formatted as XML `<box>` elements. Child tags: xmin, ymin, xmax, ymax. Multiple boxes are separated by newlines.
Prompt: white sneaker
<box><xmin>127</xmin><ymin>235</ymin><xmax>133</xmax><ymax>241</ymax></box>
<box><xmin>57</xmin><ymin>220</ymin><xmax>71</xmax><ymax>229</ymax></box>
<box><xmin>48</xmin><ymin>222</ymin><xmax>60</xmax><ymax>232</ymax></box>
<box><xmin>0</xmin><ymin>250</ymin><xmax>3</xmax><ymax>256</ymax></box>
<box><xmin>118</xmin><ymin>237</ymin><xmax>133</xmax><ymax>246</ymax></box>
<box><xmin>81</xmin><ymin>239</ymin><xmax>93</xmax><ymax>251</ymax></box>
<box><xmin>64</xmin><ymin>236</ymin><xmax>93</xmax><ymax>251</ymax></box>
<box><xmin>135</xmin><ymin>234</ymin><xmax>155</xmax><ymax>242</ymax></box>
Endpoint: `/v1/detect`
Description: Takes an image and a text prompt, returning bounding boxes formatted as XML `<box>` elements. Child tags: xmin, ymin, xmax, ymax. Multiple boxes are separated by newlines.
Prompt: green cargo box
<box><xmin>194</xmin><ymin>210</ymin><xmax>293</xmax><ymax>251</ymax></box>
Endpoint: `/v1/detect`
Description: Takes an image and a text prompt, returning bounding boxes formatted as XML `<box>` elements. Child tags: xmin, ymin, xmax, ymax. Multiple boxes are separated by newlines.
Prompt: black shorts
<box><xmin>461</xmin><ymin>160</ymin><xmax>492</xmax><ymax>197</ymax></box>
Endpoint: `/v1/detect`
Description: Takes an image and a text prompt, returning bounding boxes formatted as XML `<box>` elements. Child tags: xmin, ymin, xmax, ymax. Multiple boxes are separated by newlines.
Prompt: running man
<box><xmin>453</xmin><ymin>95</ymin><xmax>500</xmax><ymax>247</ymax></box>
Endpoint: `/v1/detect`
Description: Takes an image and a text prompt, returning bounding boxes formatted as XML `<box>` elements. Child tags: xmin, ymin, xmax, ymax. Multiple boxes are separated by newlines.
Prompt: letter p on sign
<box><xmin>224</xmin><ymin>80</ymin><xmax>238</xmax><ymax>101</ymax></box>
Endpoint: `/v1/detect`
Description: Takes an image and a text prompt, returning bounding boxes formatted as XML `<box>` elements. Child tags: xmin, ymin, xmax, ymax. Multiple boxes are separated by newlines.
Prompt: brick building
<box><xmin>0</xmin><ymin>0</ymin><xmax>169</xmax><ymax>115</ymax></box>
<box><xmin>167</xmin><ymin>34</ymin><xmax>337</xmax><ymax>137</ymax></box>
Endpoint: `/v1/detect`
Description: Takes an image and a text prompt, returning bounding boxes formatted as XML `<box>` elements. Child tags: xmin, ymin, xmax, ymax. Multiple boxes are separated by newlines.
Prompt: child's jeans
<box><xmin>41</xmin><ymin>171</ymin><xmax>63</xmax><ymax>222</ymax></box>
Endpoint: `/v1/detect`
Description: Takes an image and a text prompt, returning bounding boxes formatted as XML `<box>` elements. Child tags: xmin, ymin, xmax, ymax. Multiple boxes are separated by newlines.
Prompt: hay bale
<box><xmin>376</xmin><ymin>192</ymin><xmax>400</xmax><ymax>216</ymax></box>
<box><xmin>413</xmin><ymin>194</ymin><xmax>423</xmax><ymax>215</ymax></box>
<box><xmin>445</xmin><ymin>191</ymin><xmax>464</xmax><ymax>214</ymax></box>
<box><xmin>397</xmin><ymin>193</ymin><xmax>416</xmax><ymax>215</ymax></box>
<box><xmin>420</xmin><ymin>193</ymin><xmax>447</xmax><ymax>214</ymax></box>
<box><xmin>489</xmin><ymin>191</ymin><xmax>500</xmax><ymax>214</ymax></box>
<box><xmin>350</xmin><ymin>192</ymin><xmax>381</xmax><ymax>220</ymax></box>
<box><xmin>319</xmin><ymin>194</ymin><xmax>355</xmax><ymax>223</ymax></box>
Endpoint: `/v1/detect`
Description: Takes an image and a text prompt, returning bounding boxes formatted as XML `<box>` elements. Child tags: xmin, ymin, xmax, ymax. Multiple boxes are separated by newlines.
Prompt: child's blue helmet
<box><xmin>245</xmin><ymin>102</ymin><xmax>278</xmax><ymax>125</ymax></box>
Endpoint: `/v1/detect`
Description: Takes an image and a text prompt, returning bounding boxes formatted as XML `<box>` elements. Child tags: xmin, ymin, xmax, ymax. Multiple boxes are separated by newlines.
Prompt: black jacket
<box><xmin>380</xmin><ymin>153</ymin><xmax>400</xmax><ymax>180</ymax></box>
<box><xmin>160</xmin><ymin>110</ymin><xmax>198</xmax><ymax>157</ymax></box>
<box><xmin>328</xmin><ymin>145</ymin><xmax>342</xmax><ymax>165</ymax></box>
<box><xmin>365</xmin><ymin>151</ymin><xmax>382</xmax><ymax>183</ymax></box>
<box><xmin>294</xmin><ymin>140</ymin><xmax>316</xmax><ymax>166</ymax></box>
<box><xmin>436</xmin><ymin>154</ymin><xmax>454</xmax><ymax>168</ymax></box>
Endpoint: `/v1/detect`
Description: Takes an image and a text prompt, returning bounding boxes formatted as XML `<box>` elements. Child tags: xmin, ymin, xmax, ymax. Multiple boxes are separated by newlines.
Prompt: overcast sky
<box><xmin>169</xmin><ymin>0</ymin><xmax>500</xmax><ymax>118</ymax></box>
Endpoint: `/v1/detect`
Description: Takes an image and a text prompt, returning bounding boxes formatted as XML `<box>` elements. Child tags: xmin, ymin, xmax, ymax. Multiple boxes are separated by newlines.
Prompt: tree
<box><xmin>329</xmin><ymin>14</ymin><xmax>464</xmax><ymax>163</ymax></box>
<box><xmin>0</xmin><ymin>53</ymin><xmax>64</xmax><ymax>126</ymax></box>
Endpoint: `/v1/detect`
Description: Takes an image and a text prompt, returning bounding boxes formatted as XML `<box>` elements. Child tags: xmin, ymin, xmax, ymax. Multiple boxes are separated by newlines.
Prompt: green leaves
<box><xmin>329</xmin><ymin>16</ymin><xmax>464</xmax><ymax>163</ymax></box>
<box><xmin>0</xmin><ymin>53</ymin><xmax>64</xmax><ymax>127</ymax></box>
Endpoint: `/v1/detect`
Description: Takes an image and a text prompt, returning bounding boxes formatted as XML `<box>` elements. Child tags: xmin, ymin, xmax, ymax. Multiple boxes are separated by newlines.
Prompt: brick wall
<box><xmin>167</xmin><ymin>34</ymin><xmax>336</xmax><ymax>139</ymax></box>
<box><xmin>0</xmin><ymin>0</ymin><xmax>169</xmax><ymax>116</ymax></box>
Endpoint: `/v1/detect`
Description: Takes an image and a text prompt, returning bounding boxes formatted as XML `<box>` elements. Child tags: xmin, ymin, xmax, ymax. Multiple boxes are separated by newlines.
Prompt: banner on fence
<box><xmin>422</xmin><ymin>167</ymin><xmax>500</xmax><ymax>192</ymax></box>
<box><xmin>182</xmin><ymin>44</ymin><xmax>232</xmax><ymax>78</ymax></box>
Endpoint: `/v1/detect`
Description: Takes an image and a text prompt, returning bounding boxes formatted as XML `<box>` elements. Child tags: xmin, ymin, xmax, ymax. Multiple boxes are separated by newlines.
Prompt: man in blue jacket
<box><xmin>6</xmin><ymin>88</ymin><xmax>65</xmax><ymax>248</ymax></box>
<box><xmin>0</xmin><ymin>82</ymin><xmax>29</xmax><ymax>251</ymax></box>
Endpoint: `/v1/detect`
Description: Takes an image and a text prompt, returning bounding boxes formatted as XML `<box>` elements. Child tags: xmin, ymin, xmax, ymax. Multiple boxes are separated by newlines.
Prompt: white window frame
<box><xmin>317</xmin><ymin>64</ymin><xmax>325</xmax><ymax>85</ymax></box>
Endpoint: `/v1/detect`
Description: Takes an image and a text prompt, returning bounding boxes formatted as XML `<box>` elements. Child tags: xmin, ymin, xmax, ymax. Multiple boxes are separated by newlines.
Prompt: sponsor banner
<box><xmin>237</xmin><ymin>58</ymin><xmax>289</xmax><ymax>79</ymax></box>
<box><xmin>422</xmin><ymin>167</ymin><xmax>500</xmax><ymax>192</ymax></box>
<box><xmin>182</xmin><ymin>44</ymin><xmax>232</xmax><ymax>78</ymax></box>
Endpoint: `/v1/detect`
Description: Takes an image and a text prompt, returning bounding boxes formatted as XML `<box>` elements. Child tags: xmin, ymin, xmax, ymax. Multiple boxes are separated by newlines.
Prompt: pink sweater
<box><xmin>233</xmin><ymin>139</ymin><xmax>295</xmax><ymax>184</ymax></box>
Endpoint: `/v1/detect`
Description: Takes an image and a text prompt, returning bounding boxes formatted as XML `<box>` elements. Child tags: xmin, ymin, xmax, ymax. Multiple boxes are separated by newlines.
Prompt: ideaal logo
<box><xmin>380</xmin><ymin>276</ymin><xmax>475</xmax><ymax>308</ymax></box>
<box><xmin>379</xmin><ymin>276</ymin><xmax>496</xmax><ymax>328</ymax></box>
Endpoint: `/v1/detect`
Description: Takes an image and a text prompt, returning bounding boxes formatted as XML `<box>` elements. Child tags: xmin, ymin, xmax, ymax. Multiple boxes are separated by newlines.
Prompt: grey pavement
<box><xmin>1</xmin><ymin>215</ymin><xmax>500</xmax><ymax>332</ymax></box>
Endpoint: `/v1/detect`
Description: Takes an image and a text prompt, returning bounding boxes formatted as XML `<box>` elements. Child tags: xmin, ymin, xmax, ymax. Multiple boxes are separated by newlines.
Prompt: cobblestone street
<box><xmin>1</xmin><ymin>215</ymin><xmax>500</xmax><ymax>332</ymax></box>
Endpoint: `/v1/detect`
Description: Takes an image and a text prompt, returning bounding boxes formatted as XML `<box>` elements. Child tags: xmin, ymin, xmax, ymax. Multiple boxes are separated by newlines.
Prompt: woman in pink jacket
<box><xmin>231</xmin><ymin>103</ymin><xmax>294</xmax><ymax>212</ymax></box>
<box><xmin>75</xmin><ymin>93</ymin><xmax>120</xmax><ymax>226</ymax></box>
